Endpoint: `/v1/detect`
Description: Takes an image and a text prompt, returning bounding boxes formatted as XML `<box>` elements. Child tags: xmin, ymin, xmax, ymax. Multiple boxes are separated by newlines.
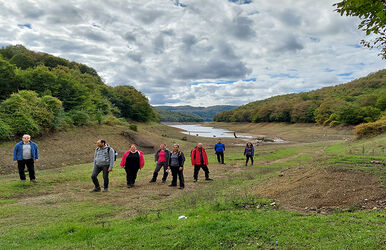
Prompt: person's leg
<box><xmin>251</xmin><ymin>156</ymin><xmax>254</xmax><ymax>165</ymax></box>
<box><xmin>170</xmin><ymin>167</ymin><xmax>177</xmax><ymax>186</ymax></box>
<box><xmin>17</xmin><ymin>160</ymin><xmax>26</xmax><ymax>181</ymax></box>
<box><xmin>102</xmin><ymin>166</ymin><xmax>109</xmax><ymax>189</ymax></box>
<box><xmin>193</xmin><ymin>165</ymin><xmax>200</xmax><ymax>180</ymax></box>
<box><xmin>26</xmin><ymin>159</ymin><xmax>36</xmax><ymax>180</ymax></box>
<box><xmin>216</xmin><ymin>152</ymin><xmax>221</xmax><ymax>163</ymax></box>
<box><xmin>131</xmin><ymin>167</ymin><xmax>139</xmax><ymax>185</ymax></box>
<box><xmin>202</xmin><ymin>165</ymin><xmax>211</xmax><ymax>179</ymax></box>
<box><xmin>91</xmin><ymin>166</ymin><xmax>103</xmax><ymax>189</ymax></box>
<box><xmin>245</xmin><ymin>156</ymin><xmax>249</xmax><ymax>165</ymax></box>
<box><xmin>178</xmin><ymin>168</ymin><xmax>185</xmax><ymax>188</ymax></box>
<box><xmin>150</xmin><ymin>162</ymin><xmax>162</xmax><ymax>182</ymax></box>
<box><xmin>220</xmin><ymin>152</ymin><xmax>224</xmax><ymax>164</ymax></box>
<box><xmin>125</xmin><ymin>167</ymin><xmax>131</xmax><ymax>186</ymax></box>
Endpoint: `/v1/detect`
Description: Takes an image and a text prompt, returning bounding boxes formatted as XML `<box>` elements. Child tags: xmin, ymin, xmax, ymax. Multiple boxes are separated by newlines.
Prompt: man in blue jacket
<box><xmin>214</xmin><ymin>139</ymin><xmax>225</xmax><ymax>164</ymax></box>
<box><xmin>13</xmin><ymin>134</ymin><xmax>39</xmax><ymax>182</ymax></box>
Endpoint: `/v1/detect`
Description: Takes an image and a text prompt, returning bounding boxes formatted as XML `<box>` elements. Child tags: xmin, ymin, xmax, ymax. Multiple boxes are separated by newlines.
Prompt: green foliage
<box><xmin>69</xmin><ymin>110</ymin><xmax>90</xmax><ymax>126</ymax></box>
<box><xmin>0</xmin><ymin>119</ymin><xmax>13</xmax><ymax>140</ymax></box>
<box><xmin>129</xmin><ymin>124</ymin><xmax>138</xmax><ymax>132</ymax></box>
<box><xmin>0</xmin><ymin>45</ymin><xmax>158</xmax><ymax>141</ymax></box>
<box><xmin>334</xmin><ymin>0</ymin><xmax>386</xmax><ymax>59</ymax></box>
<box><xmin>215</xmin><ymin>69</ymin><xmax>386</xmax><ymax>126</ymax></box>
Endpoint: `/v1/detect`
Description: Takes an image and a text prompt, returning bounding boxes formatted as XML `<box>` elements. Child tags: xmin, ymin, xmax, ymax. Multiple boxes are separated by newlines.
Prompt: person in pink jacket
<box><xmin>120</xmin><ymin>144</ymin><xmax>145</xmax><ymax>188</ymax></box>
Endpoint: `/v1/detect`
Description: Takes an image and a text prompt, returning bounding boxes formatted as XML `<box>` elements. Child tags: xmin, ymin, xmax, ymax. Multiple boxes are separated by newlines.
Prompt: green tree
<box><xmin>0</xmin><ymin>57</ymin><xmax>19</xmax><ymax>100</ymax></box>
<box><xmin>9</xmin><ymin>53</ymin><xmax>35</xmax><ymax>69</ymax></box>
<box><xmin>334</xmin><ymin>0</ymin><xmax>386</xmax><ymax>59</ymax></box>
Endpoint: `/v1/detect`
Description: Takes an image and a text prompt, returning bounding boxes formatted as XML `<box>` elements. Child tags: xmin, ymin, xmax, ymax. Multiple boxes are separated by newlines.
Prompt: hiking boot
<box><xmin>20</xmin><ymin>180</ymin><xmax>26</xmax><ymax>183</ymax></box>
<box><xmin>102</xmin><ymin>188</ymin><xmax>108</xmax><ymax>192</ymax></box>
<box><xmin>168</xmin><ymin>184</ymin><xmax>176</xmax><ymax>187</ymax></box>
<box><xmin>161</xmin><ymin>180</ymin><xmax>166</xmax><ymax>184</ymax></box>
<box><xmin>90</xmin><ymin>188</ymin><xmax>101</xmax><ymax>192</ymax></box>
<box><xmin>205</xmin><ymin>178</ymin><xmax>213</xmax><ymax>181</ymax></box>
<box><xmin>30</xmin><ymin>179</ymin><xmax>37</xmax><ymax>183</ymax></box>
<box><xmin>127</xmin><ymin>184</ymin><xmax>132</xmax><ymax>188</ymax></box>
<box><xmin>193</xmin><ymin>179</ymin><xmax>197</xmax><ymax>182</ymax></box>
<box><xmin>149</xmin><ymin>179</ymin><xmax>156</xmax><ymax>183</ymax></box>
<box><xmin>178</xmin><ymin>187</ymin><xmax>184</xmax><ymax>189</ymax></box>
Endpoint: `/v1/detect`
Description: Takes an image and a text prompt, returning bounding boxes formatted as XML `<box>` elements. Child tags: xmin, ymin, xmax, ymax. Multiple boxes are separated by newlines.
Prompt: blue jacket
<box><xmin>13</xmin><ymin>141</ymin><xmax>39</xmax><ymax>161</ymax></box>
<box><xmin>214</xmin><ymin>143</ymin><xmax>225</xmax><ymax>153</ymax></box>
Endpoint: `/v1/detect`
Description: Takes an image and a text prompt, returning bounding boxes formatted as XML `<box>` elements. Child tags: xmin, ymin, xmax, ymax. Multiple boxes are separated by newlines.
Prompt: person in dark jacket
<box><xmin>149</xmin><ymin>143</ymin><xmax>170</xmax><ymax>183</ymax></box>
<box><xmin>244</xmin><ymin>142</ymin><xmax>254</xmax><ymax>166</ymax></box>
<box><xmin>191</xmin><ymin>143</ymin><xmax>213</xmax><ymax>182</ymax></box>
<box><xmin>120</xmin><ymin>144</ymin><xmax>145</xmax><ymax>188</ymax></box>
<box><xmin>167</xmin><ymin>144</ymin><xmax>185</xmax><ymax>189</ymax></box>
<box><xmin>13</xmin><ymin>134</ymin><xmax>39</xmax><ymax>182</ymax></box>
<box><xmin>214</xmin><ymin>139</ymin><xmax>225</xmax><ymax>164</ymax></box>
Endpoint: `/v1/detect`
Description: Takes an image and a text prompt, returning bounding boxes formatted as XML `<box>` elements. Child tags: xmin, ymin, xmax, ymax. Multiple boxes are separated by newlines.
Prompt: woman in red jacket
<box><xmin>191</xmin><ymin>143</ymin><xmax>213</xmax><ymax>182</ymax></box>
<box><xmin>120</xmin><ymin>144</ymin><xmax>145</xmax><ymax>188</ymax></box>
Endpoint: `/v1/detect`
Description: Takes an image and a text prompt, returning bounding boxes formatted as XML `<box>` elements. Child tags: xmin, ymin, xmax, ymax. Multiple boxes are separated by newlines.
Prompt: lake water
<box><xmin>167</xmin><ymin>124</ymin><xmax>253</xmax><ymax>138</ymax></box>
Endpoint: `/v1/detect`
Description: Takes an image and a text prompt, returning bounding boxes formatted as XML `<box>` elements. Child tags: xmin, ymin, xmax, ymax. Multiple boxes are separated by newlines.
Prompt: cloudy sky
<box><xmin>1</xmin><ymin>0</ymin><xmax>385</xmax><ymax>106</ymax></box>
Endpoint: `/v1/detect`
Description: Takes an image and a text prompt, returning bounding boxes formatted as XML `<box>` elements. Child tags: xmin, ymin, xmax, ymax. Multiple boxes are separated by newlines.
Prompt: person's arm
<box><xmin>223</xmin><ymin>143</ymin><xmax>225</xmax><ymax>151</ymax></box>
<box><xmin>180</xmin><ymin>152</ymin><xmax>185</xmax><ymax>171</ymax></box>
<box><xmin>93</xmin><ymin>149</ymin><xmax>97</xmax><ymax>169</ymax></box>
<box><xmin>34</xmin><ymin>143</ymin><xmax>39</xmax><ymax>162</ymax></box>
<box><xmin>108</xmin><ymin>148</ymin><xmax>114</xmax><ymax>171</ymax></box>
<box><xmin>13</xmin><ymin>145</ymin><xmax>18</xmax><ymax>162</ymax></box>
<box><xmin>154</xmin><ymin>151</ymin><xmax>158</xmax><ymax>163</ymax></box>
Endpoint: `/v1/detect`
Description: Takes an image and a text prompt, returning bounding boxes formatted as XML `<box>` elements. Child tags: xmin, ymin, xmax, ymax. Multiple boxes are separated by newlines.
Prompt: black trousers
<box><xmin>151</xmin><ymin>161</ymin><xmax>168</xmax><ymax>182</ymax></box>
<box><xmin>193</xmin><ymin>165</ymin><xmax>210</xmax><ymax>180</ymax></box>
<box><xmin>246</xmin><ymin>155</ymin><xmax>254</xmax><ymax>165</ymax></box>
<box><xmin>125</xmin><ymin>166</ymin><xmax>140</xmax><ymax>186</ymax></box>
<box><xmin>170</xmin><ymin>166</ymin><xmax>184</xmax><ymax>187</ymax></box>
<box><xmin>216</xmin><ymin>152</ymin><xmax>224</xmax><ymax>164</ymax></box>
<box><xmin>17</xmin><ymin>159</ymin><xmax>35</xmax><ymax>180</ymax></box>
<box><xmin>91</xmin><ymin>165</ymin><xmax>109</xmax><ymax>189</ymax></box>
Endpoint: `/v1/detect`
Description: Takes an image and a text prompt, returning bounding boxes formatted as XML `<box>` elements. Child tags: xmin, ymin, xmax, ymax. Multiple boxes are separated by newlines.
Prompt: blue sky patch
<box><xmin>337</xmin><ymin>72</ymin><xmax>353</xmax><ymax>76</ymax></box>
<box><xmin>17</xmin><ymin>23</ymin><xmax>32</xmax><ymax>29</ymax></box>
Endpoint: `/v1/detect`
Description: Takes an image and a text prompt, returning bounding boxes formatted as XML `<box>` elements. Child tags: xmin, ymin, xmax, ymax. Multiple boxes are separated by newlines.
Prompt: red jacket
<box><xmin>191</xmin><ymin>146</ymin><xmax>209</xmax><ymax>165</ymax></box>
<box><xmin>120</xmin><ymin>150</ymin><xmax>145</xmax><ymax>169</ymax></box>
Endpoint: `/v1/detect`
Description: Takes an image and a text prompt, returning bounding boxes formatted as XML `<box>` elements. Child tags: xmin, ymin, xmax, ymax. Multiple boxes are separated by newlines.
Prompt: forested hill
<box><xmin>157</xmin><ymin>105</ymin><xmax>238</xmax><ymax>121</ymax></box>
<box><xmin>214</xmin><ymin>69</ymin><xmax>386</xmax><ymax>127</ymax></box>
<box><xmin>0</xmin><ymin>45</ymin><xmax>158</xmax><ymax>140</ymax></box>
<box><xmin>153</xmin><ymin>107</ymin><xmax>203</xmax><ymax>122</ymax></box>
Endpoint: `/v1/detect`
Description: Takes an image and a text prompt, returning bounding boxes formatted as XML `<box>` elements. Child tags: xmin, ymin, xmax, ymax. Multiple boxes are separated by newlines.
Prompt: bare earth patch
<box><xmin>251</xmin><ymin>165</ymin><xmax>386</xmax><ymax>213</ymax></box>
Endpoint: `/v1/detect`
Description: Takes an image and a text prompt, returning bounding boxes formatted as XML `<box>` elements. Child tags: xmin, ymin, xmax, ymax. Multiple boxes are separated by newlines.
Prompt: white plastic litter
<box><xmin>178</xmin><ymin>215</ymin><xmax>187</xmax><ymax>220</ymax></box>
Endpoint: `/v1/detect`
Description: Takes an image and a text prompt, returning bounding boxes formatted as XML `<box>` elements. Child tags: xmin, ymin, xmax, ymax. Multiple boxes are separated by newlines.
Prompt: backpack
<box><xmin>107</xmin><ymin>146</ymin><xmax>118</xmax><ymax>161</ymax></box>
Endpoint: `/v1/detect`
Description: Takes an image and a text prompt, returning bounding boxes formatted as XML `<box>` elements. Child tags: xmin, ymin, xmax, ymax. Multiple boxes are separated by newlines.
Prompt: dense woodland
<box><xmin>0</xmin><ymin>45</ymin><xmax>158</xmax><ymax>140</ymax></box>
<box><xmin>215</xmin><ymin>70</ymin><xmax>386</xmax><ymax>125</ymax></box>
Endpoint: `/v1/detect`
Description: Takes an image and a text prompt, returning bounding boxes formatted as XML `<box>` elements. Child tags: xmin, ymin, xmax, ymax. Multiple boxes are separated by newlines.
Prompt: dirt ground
<box><xmin>251</xmin><ymin>165</ymin><xmax>386</xmax><ymax>213</ymax></box>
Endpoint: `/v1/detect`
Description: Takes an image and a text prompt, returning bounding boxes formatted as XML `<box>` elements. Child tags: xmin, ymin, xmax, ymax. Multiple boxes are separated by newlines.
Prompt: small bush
<box><xmin>129</xmin><ymin>124</ymin><xmax>138</xmax><ymax>132</ymax></box>
<box><xmin>354</xmin><ymin>116</ymin><xmax>386</xmax><ymax>139</ymax></box>
<box><xmin>102</xmin><ymin>115</ymin><xmax>125</xmax><ymax>126</ymax></box>
<box><xmin>0</xmin><ymin>119</ymin><xmax>13</xmax><ymax>139</ymax></box>
<box><xmin>69</xmin><ymin>110</ymin><xmax>90</xmax><ymax>126</ymax></box>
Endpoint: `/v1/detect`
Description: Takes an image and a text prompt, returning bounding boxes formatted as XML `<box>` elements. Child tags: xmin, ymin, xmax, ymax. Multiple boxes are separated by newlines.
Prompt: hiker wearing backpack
<box><xmin>167</xmin><ymin>144</ymin><xmax>185</xmax><ymax>189</ymax></box>
<box><xmin>120</xmin><ymin>144</ymin><xmax>145</xmax><ymax>188</ymax></box>
<box><xmin>149</xmin><ymin>143</ymin><xmax>170</xmax><ymax>183</ymax></box>
<box><xmin>90</xmin><ymin>139</ymin><xmax>115</xmax><ymax>192</ymax></box>
<box><xmin>191</xmin><ymin>143</ymin><xmax>213</xmax><ymax>182</ymax></box>
<box><xmin>244</xmin><ymin>142</ymin><xmax>254</xmax><ymax>166</ymax></box>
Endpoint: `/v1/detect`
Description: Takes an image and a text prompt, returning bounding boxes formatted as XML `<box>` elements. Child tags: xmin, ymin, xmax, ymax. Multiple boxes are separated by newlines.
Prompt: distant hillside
<box><xmin>0</xmin><ymin>45</ymin><xmax>158</xmax><ymax>140</ymax></box>
<box><xmin>153</xmin><ymin>107</ymin><xmax>203</xmax><ymax>122</ymax></box>
<box><xmin>214</xmin><ymin>69</ymin><xmax>386</xmax><ymax>127</ymax></box>
<box><xmin>157</xmin><ymin>105</ymin><xmax>238</xmax><ymax>121</ymax></box>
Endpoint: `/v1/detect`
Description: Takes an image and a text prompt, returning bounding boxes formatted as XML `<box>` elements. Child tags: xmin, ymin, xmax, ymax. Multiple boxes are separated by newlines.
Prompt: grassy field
<box><xmin>0</xmin><ymin>123</ymin><xmax>385</xmax><ymax>249</ymax></box>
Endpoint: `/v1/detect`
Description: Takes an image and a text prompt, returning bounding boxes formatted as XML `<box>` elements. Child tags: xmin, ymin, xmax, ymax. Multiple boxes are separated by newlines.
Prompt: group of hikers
<box><xmin>13</xmin><ymin>135</ymin><xmax>256</xmax><ymax>192</ymax></box>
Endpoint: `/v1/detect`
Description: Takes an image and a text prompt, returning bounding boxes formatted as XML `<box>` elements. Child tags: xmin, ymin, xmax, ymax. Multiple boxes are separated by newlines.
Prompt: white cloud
<box><xmin>0</xmin><ymin>0</ymin><xmax>385</xmax><ymax>107</ymax></box>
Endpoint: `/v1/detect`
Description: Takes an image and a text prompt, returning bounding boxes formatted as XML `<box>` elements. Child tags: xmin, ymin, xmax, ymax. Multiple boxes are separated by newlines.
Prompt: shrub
<box><xmin>53</xmin><ymin>111</ymin><xmax>74</xmax><ymax>130</ymax></box>
<box><xmin>7</xmin><ymin>112</ymin><xmax>40</xmax><ymax>137</ymax></box>
<box><xmin>354</xmin><ymin>116</ymin><xmax>386</xmax><ymax>139</ymax></box>
<box><xmin>129</xmin><ymin>124</ymin><xmax>138</xmax><ymax>132</ymax></box>
<box><xmin>0</xmin><ymin>119</ymin><xmax>13</xmax><ymax>140</ymax></box>
<box><xmin>69</xmin><ymin>110</ymin><xmax>90</xmax><ymax>126</ymax></box>
<box><xmin>102</xmin><ymin>115</ymin><xmax>125</xmax><ymax>126</ymax></box>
